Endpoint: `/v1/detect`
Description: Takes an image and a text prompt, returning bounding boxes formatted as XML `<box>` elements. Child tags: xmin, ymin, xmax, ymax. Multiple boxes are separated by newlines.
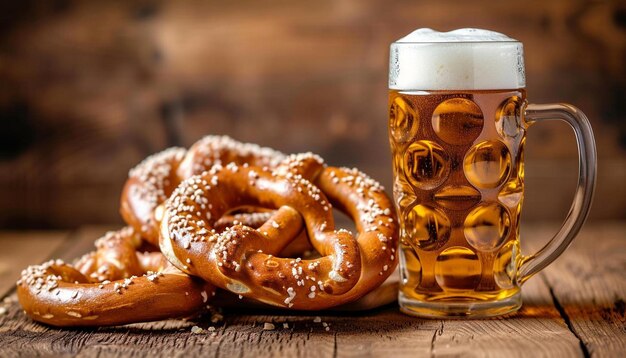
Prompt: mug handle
<box><xmin>517</xmin><ymin>103</ymin><xmax>597</xmax><ymax>285</ymax></box>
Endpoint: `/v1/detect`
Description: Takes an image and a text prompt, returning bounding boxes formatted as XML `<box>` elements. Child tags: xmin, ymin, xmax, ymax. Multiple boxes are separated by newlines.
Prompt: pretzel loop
<box><xmin>17</xmin><ymin>228</ymin><xmax>214</xmax><ymax>327</ymax></box>
<box><xmin>121</xmin><ymin>136</ymin><xmax>286</xmax><ymax>245</ymax></box>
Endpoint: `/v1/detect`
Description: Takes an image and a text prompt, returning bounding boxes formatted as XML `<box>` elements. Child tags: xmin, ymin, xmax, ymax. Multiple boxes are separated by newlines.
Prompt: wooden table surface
<box><xmin>0</xmin><ymin>223</ymin><xmax>624</xmax><ymax>357</ymax></box>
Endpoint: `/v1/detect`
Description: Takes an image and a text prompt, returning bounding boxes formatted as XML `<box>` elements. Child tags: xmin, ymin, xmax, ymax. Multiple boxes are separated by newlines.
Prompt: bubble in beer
<box><xmin>498</xmin><ymin>177</ymin><xmax>523</xmax><ymax>207</ymax></box>
<box><xmin>405</xmin><ymin>204</ymin><xmax>451</xmax><ymax>251</ymax></box>
<box><xmin>493</xmin><ymin>240</ymin><xmax>520</xmax><ymax>289</ymax></box>
<box><xmin>464</xmin><ymin>203</ymin><xmax>511</xmax><ymax>251</ymax></box>
<box><xmin>463</xmin><ymin>140</ymin><xmax>511</xmax><ymax>188</ymax></box>
<box><xmin>389</xmin><ymin>95</ymin><xmax>419</xmax><ymax>143</ymax></box>
<box><xmin>496</xmin><ymin>96</ymin><xmax>523</xmax><ymax>138</ymax></box>
<box><xmin>404</xmin><ymin>140</ymin><xmax>450</xmax><ymax>190</ymax></box>
<box><xmin>435</xmin><ymin>246</ymin><xmax>481</xmax><ymax>291</ymax></box>
<box><xmin>399</xmin><ymin>246</ymin><xmax>422</xmax><ymax>288</ymax></box>
<box><xmin>432</xmin><ymin>98</ymin><xmax>484</xmax><ymax>145</ymax></box>
<box><xmin>433</xmin><ymin>185</ymin><xmax>481</xmax><ymax>211</ymax></box>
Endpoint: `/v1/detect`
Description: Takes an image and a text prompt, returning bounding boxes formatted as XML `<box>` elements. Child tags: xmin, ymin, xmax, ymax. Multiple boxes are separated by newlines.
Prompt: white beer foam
<box><xmin>389</xmin><ymin>28</ymin><xmax>526</xmax><ymax>90</ymax></box>
<box><xmin>397</xmin><ymin>28</ymin><xmax>515</xmax><ymax>43</ymax></box>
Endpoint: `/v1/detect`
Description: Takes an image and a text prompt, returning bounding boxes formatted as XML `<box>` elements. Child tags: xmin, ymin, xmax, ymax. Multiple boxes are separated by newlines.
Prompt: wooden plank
<box><xmin>0</xmin><ymin>224</ymin><xmax>623</xmax><ymax>357</ymax></box>
<box><xmin>526</xmin><ymin>222</ymin><xmax>626</xmax><ymax>357</ymax></box>
<box><xmin>0</xmin><ymin>296</ymin><xmax>578</xmax><ymax>358</ymax></box>
<box><xmin>0</xmin><ymin>231</ymin><xmax>68</xmax><ymax>298</ymax></box>
<box><xmin>427</xmin><ymin>276</ymin><xmax>582</xmax><ymax>358</ymax></box>
<box><xmin>215</xmin><ymin>310</ymin><xmax>437</xmax><ymax>358</ymax></box>
<box><xmin>0</xmin><ymin>304</ymin><xmax>434</xmax><ymax>357</ymax></box>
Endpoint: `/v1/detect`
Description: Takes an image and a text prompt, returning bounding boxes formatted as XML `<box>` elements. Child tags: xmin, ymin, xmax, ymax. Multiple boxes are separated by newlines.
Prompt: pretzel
<box><xmin>17</xmin><ymin>227</ymin><xmax>214</xmax><ymax>327</ymax></box>
<box><xmin>120</xmin><ymin>135</ymin><xmax>286</xmax><ymax>246</ymax></box>
<box><xmin>159</xmin><ymin>154</ymin><xmax>398</xmax><ymax>309</ymax></box>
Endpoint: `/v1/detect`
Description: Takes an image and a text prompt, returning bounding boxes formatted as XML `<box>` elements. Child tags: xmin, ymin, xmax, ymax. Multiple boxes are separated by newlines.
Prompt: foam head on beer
<box><xmin>389</xmin><ymin>28</ymin><xmax>526</xmax><ymax>91</ymax></box>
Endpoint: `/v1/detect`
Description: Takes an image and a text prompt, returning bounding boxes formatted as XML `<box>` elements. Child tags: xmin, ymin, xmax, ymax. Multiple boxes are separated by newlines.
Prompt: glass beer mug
<box><xmin>388</xmin><ymin>29</ymin><xmax>597</xmax><ymax>317</ymax></box>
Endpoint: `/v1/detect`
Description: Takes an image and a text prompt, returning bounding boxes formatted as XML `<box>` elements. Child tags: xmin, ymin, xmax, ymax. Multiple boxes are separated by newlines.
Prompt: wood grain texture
<box><xmin>0</xmin><ymin>300</ymin><xmax>579</xmax><ymax>358</ymax></box>
<box><xmin>526</xmin><ymin>223</ymin><xmax>626</xmax><ymax>357</ymax></box>
<box><xmin>429</xmin><ymin>277</ymin><xmax>582</xmax><ymax>358</ymax></box>
<box><xmin>0</xmin><ymin>231</ymin><xmax>67</xmax><ymax>297</ymax></box>
<box><xmin>4</xmin><ymin>223</ymin><xmax>624</xmax><ymax>357</ymax></box>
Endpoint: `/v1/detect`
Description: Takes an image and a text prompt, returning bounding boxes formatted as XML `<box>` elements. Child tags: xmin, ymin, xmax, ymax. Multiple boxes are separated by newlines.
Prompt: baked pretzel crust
<box><xmin>17</xmin><ymin>227</ymin><xmax>214</xmax><ymax>327</ymax></box>
<box><xmin>160</xmin><ymin>154</ymin><xmax>398</xmax><ymax>309</ymax></box>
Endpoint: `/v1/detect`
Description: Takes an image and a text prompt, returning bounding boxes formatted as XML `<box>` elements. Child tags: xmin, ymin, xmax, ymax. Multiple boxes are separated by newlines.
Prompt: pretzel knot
<box><xmin>17</xmin><ymin>227</ymin><xmax>214</xmax><ymax>327</ymax></box>
<box><xmin>160</xmin><ymin>154</ymin><xmax>399</xmax><ymax>309</ymax></box>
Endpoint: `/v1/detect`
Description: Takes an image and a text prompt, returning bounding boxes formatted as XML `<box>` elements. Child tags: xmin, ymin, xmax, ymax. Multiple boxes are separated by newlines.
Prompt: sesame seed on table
<box><xmin>0</xmin><ymin>223</ymin><xmax>623</xmax><ymax>357</ymax></box>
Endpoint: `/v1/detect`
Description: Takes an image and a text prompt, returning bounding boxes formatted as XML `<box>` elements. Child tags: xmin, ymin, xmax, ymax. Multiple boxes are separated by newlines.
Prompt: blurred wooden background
<box><xmin>0</xmin><ymin>0</ymin><xmax>624</xmax><ymax>229</ymax></box>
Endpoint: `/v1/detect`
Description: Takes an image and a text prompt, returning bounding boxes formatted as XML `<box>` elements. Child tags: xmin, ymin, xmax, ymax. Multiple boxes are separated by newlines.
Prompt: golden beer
<box><xmin>389</xmin><ymin>28</ymin><xmax>596</xmax><ymax>317</ymax></box>
<box><xmin>389</xmin><ymin>89</ymin><xmax>526</xmax><ymax>314</ymax></box>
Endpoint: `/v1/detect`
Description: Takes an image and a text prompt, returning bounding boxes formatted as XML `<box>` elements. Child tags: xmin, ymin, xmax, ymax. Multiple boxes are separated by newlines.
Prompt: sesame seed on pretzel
<box><xmin>120</xmin><ymin>135</ymin><xmax>286</xmax><ymax>246</ymax></box>
<box><xmin>16</xmin><ymin>227</ymin><xmax>214</xmax><ymax>327</ymax></box>
<box><xmin>160</xmin><ymin>153</ymin><xmax>398</xmax><ymax>309</ymax></box>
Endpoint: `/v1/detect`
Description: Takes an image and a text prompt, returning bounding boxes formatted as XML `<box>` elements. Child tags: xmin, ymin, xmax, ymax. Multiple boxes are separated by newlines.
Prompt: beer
<box><xmin>389</xmin><ymin>89</ymin><xmax>525</xmax><ymax>309</ymax></box>
<box><xmin>389</xmin><ymin>29</ymin><xmax>596</xmax><ymax>317</ymax></box>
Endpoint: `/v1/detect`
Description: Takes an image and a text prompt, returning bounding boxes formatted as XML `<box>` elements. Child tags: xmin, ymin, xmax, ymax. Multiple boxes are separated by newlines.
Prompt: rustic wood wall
<box><xmin>0</xmin><ymin>0</ymin><xmax>624</xmax><ymax>229</ymax></box>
